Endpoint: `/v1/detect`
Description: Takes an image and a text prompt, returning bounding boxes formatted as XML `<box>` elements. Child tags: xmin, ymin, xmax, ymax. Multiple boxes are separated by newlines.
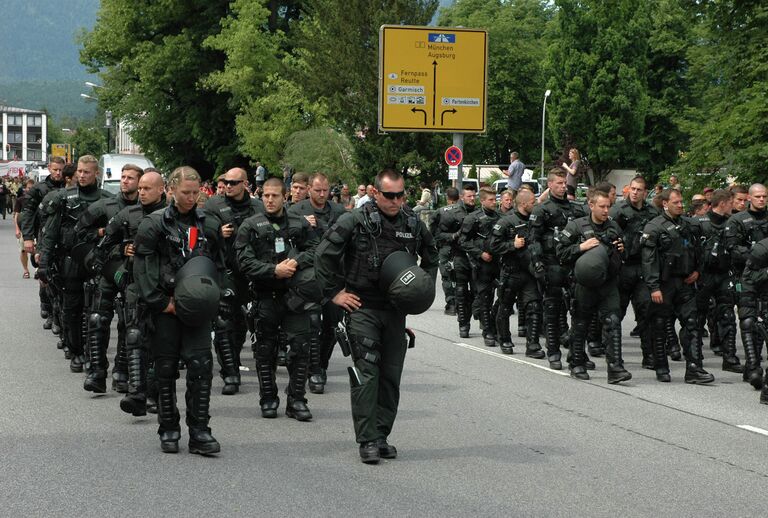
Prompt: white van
<box><xmin>98</xmin><ymin>154</ymin><xmax>156</xmax><ymax>194</ymax></box>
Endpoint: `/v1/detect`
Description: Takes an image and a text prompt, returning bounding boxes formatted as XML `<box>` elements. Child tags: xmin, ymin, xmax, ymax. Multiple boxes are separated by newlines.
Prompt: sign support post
<box><xmin>453</xmin><ymin>133</ymin><xmax>463</xmax><ymax>187</ymax></box>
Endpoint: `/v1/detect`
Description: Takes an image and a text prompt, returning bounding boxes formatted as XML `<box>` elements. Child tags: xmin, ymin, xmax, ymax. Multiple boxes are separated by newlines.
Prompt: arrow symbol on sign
<box><xmin>441</xmin><ymin>108</ymin><xmax>457</xmax><ymax>126</ymax></box>
<box><xmin>411</xmin><ymin>107</ymin><xmax>427</xmax><ymax>126</ymax></box>
<box><xmin>432</xmin><ymin>60</ymin><xmax>438</xmax><ymax>126</ymax></box>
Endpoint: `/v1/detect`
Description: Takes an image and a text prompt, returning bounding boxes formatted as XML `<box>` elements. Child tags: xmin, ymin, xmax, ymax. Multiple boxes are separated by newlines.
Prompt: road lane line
<box><xmin>737</xmin><ymin>425</ymin><xmax>768</xmax><ymax>437</ymax></box>
<box><xmin>453</xmin><ymin>342</ymin><xmax>570</xmax><ymax>376</ymax></box>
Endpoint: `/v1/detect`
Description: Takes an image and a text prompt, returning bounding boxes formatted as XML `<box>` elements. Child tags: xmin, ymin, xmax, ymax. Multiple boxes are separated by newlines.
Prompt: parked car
<box><xmin>98</xmin><ymin>154</ymin><xmax>156</xmax><ymax>194</ymax></box>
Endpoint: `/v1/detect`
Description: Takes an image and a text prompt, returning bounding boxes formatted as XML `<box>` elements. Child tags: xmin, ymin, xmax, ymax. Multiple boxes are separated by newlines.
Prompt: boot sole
<box><xmin>120</xmin><ymin>399</ymin><xmax>147</xmax><ymax>417</ymax></box>
<box><xmin>607</xmin><ymin>373</ymin><xmax>632</xmax><ymax>384</ymax></box>
<box><xmin>286</xmin><ymin>408</ymin><xmax>312</xmax><ymax>422</ymax></box>
<box><xmin>221</xmin><ymin>385</ymin><xmax>239</xmax><ymax>395</ymax></box>
<box><xmin>161</xmin><ymin>442</ymin><xmax>179</xmax><ymax>453</ymax></box>
<box><xmin>684</xmin><ymin>378</ymin><xmax>715</xmax><ymax>384</ymax></box>
<box><xmin>309</xmin><ymin>385</ymin><xmax>325</xmax><ymax>394</ymax></box>
<box><xmin>189</xmin><ymin>443</ymin><xmax>221</xmax><ymax>455</ymax></box>
<box><xmin>84</xmin><ymin>383</ymin><xmax>107</xmax><ymax>394</ymax></box>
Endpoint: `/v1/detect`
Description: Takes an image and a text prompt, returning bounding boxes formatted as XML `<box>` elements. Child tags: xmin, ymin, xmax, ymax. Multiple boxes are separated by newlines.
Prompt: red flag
<box><xmin>188</xmin><ymin>226</ymin><xmax>198</xmax><ymax>251</ymax></box>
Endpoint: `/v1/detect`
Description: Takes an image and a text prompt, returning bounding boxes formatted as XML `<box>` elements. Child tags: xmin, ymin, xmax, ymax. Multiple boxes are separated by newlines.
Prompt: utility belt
<box><xmin>660</xmin><ymin>252</ymin><xmax>694</xmax><ymax>281</ymax></box>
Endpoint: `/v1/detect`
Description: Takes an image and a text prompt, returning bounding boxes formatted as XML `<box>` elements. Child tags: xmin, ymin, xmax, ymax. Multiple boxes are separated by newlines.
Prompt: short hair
<box><xmin>710</xmin><ymin>189</ymin><xmax>732</xmax><ymax>208</ymax></box>
<box><xmin>749</xmin><ymin>183</ymin><xmax>767</xmax><ymax>195</ymax></box>
<box><xmin>629</xmin><ymin>175</ymin><xmax>647</xmax><ymax>188</ymax></box>
<box><xmin>78</xmin><ymin>155</ymin><xmax>98</xmax><ymax>166</ymax></box>
<box><xmin>445</xmin><ymin>187</ymin><xmax>459</xmax><ymax>201</ymax></box>
<box><xmin>547</xmin><ymin>168</ymin><xmax>566</xmax><ymax>182</ymax></box>
<box><xmin>49</xmin><ymin>156</ymin><xmax>65</xmax><ymax>166</ymax></box>
<box><xmin>121</xmin><ymin>163</ymin><xmax>144</xmax><ymax>177</ymax></box>
<box><xmin>515</xmin><ymin>188</ymin><xmax>534</xmax><ymax>203</ymax></box>
<box><xmin>519</xmin><ymin>183</ymin><xmax>534</xmax><ymax>193</ymax></box>
<box><xmin>374</xmin><ymin>168</ymin><xmax>403</xmax><ymax>190</ymax></box>
<box><xmin>25</xmin><ymin>178</ymin><xmax>35</xmax><ymax>187</ymax></box>
<box><xmin>690</xmin><ymin>199</ymin><xmax>708</xmax><ymax>213</ymax></box>
<box><xmin>479</xmin><ymin>187</ymin><xmax>495</xmax><ymax>200</ymax></box>
<box><xmin>462</xmin><ymin>183</ymin><xmax>477</xmax><ymax>193</ymax></box>
<box><xmin>292</xmin><ymin>172</ymin><xmax>309</xmax><ymax>185</ymax></box>
<box><xmin>310</xmin><ymin>172</ymin><xmax>329</xmax><ymax>186</ymax></box>
<box><xmin>263</xmin><ymin>177</ymin><xmax>286</xmax><ymax>195</ymax></box>
<box><xmin>588</xmin><ymin>189</ymin><xmax>610</xmax><ymax>203</ymax></box>
<box><xmin>595</xmin><ymin>181</ymin><xmax>615</xmax><ymax>194</ymax></box>
<box><xmin>62</xmin><ymin>163</ymin><xmax>77</xmax><ymax>178</ymax></box>
<box><xmin>217</xmin><ymin>177</ymin><xmax>225</xmax><ymax>185</ymax></box>
<box><xmin>730</xmin><ymin>184</ymin><xmax>748</xmax><ymax>195</ymax></box>
<box><xmin>500</xmin><ymin>189</ymin><xmax>515</xmax><ymax>199</ymax></box>
<box><xmin>510</xmin><ymin>151</ymin><xmax>519</xmax><ymax>159</ymax></box>
<box><xmin>660</xmin><ymin>188</ymin><xmax>681</xmax><ymax>202</ymax></box>
<box><xmin>168</xmin><ymin>166</ymin><xmax>201</xmax><ymax>187</ymax></box>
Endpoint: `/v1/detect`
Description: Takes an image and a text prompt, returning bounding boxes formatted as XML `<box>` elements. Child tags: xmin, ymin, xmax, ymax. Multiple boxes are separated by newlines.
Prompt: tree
<box><xmin>544</xmin><ymin>0</ymin><xmax>652</xmax><ymax>181</ymax></box>
<box><xmin>80</xmin><ymin>0</ymin><xmax>245</xmax><ymax>178</ymax></box>
<box><xmin>282</xmin><ymin>127</ymin><xmax>358</xmax><ymax>185</ymax></box>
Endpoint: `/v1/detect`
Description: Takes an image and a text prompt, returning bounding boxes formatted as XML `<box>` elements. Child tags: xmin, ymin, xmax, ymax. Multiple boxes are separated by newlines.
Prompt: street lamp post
<box><xmin>105</xmin><ymin>110</ymin><xmax>113</xmax><ymax>154</ymax></box>
<box><xmin>540</xmin><ymin>89</ymin><xmax>552</xmax><ymax>178</ymax></box>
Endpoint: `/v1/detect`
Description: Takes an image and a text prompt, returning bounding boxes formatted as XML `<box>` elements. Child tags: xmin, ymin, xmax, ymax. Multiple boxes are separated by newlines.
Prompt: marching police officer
<box><xmin>609</xmin><ymin>176</ymin><xmax>659</xmax><ymax>369</ymax></box>
<box><xmin>695</xmin><ymin>189</ymin><xmax>743</xmax><ymax>373</ymax></box>
<box><xmin>92</xmin><ymin>171</ymin><xmax>167</xmax><ymax>416</ymax></box>
<box><xmin>725</xmin><ymin>183</ymin><xmax>768</xmax><ymax>389</ymax></box>
<box><xmin>488</xmin><ymin>189</ymin><xmax>545</xmax><ymax>357</ymax></box>
<box><xmin>429</xmin><ymin>186</ymin><xmax>459</xmax><ymax>315</ymax></box>
<box><xmin>133</xmin><ymin>166</ymin><xmax>223</xmax><ymax>455</ymax></box>
<box><xmin>557</xmin><ymin>189</ymin><xmax>631</xmax><ymax>383</ymax></box>
<box><xmin>641</xmin><ymin>188</ymin><xmax>713</xmax><ymax>384</ymax></box>
<box><xmin>315</xmin><ymin>168</ymin><xmax>438</xmax><ymax>464</ymax></box>
<box><xmin>460</xmin><ymin>187</ymin><xmax>500</xmax><ymax>346</ymax></box>
<box><xmin>529</xmin><ymin>169</ymin><xmax>587</xmax><ymax>370</ymax></box>
<box><xmin>205</xmin><ymin>167</ymin><xmax>263</xmax><ymax>395</ymax></box>
<box><xmin>235</xmin><ymin>178</ymin><xmax>318</xmax><ymax>421</ymax></box>
<box><xmin>435</xmin><ymin>186</ymin><xmax>476</xmax><ymax>338</ymax></box>
<box><xmin>78</xmin><ymin>164</ymin><xmax>141</xmax><ymax>394</ymax></box>
<box><xmin>288</xmin><ymin>172</ymin><xmax>346</xmax><ymax>395</ymax></box>
<box><xmin>741</xmin><ymin>239</ymin><xmax>768</xmax><ymax>403</ymax></box>
<box><xmin>38</xmin><ymin>155</ymin><xmax>113</xmax><ymax>373</ymax></box>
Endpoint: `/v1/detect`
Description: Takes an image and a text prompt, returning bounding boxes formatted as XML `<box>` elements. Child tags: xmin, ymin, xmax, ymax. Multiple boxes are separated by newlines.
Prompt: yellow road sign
<box><xmin>378</xmin><ymin>25</ymin><xmax>488</xmax><ymax>134</ymax></box>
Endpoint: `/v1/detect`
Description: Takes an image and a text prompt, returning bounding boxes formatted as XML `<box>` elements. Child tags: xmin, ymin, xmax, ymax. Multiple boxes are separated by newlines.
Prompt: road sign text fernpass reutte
<box><xmin>378</xmin><ymin>25</ymin><xmax>488</xmax><ymax>133</ymax></box>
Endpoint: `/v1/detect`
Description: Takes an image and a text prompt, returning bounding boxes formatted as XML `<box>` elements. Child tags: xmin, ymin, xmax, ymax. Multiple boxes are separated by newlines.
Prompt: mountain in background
<box><xmin>0</xmin><ymin>0</ymin><xmax>99</xmax><ymax>120</ymax></box>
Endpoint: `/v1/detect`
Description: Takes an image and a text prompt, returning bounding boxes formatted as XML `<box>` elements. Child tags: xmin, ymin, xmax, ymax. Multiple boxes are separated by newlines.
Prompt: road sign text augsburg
<box><xmin>378</xmin><ymin>25</ymin><xmax>488</xmax><ymax>133</ymax></box>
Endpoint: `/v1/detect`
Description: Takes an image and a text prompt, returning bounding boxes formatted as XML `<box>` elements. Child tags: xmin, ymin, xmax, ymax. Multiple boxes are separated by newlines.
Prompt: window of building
<box><xmin>7</xmin><ymin>115</ymin><xmax>23</xmax><ymax>126</ymax></box>
<box><xmin>27</xmin><ymin>149</ymin><xmax>42</xmax><ymax>160</ymax></box>
<box><xmin>8</xmin><ymin>132</ymin><xmax>22</xmax><ymax>143</ymax></box>
<box><xmin>27</xmin><ymin>115</ymin><xmax>42</xmax><ymax>127</ymax></box>
<box><xmin>28</xmin><ymin>132</ymin><xmax>41</xmax><ymax>143</ymax></box>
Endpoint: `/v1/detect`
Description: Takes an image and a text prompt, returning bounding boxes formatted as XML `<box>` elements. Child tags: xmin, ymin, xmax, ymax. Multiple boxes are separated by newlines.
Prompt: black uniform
<box><xmin>725</xmin><ymin>207</ymin><xmax>768</xmax><ymax>389</ymax></box>
<box><xmin>435</xmin><ymin>201</ymin><xmax>475</xmax><ymax>336</ymax></box>
<box><xmin>205</xmin><ymin>193</ymin><xmax>263</xmax><ymax>395</ymax></box>
<box><xmin>460</xmin><ymin>206</ymin><xmax>500</xmax><ymax>346</ymax></box>
<box><xmin>610</xmin><ymin>198</ymin><xmax>659</xmax><ymax>367</ymax></box>
<box><xmin>557</xmin><ymin>216</ymin><xmax>630</xmax><ymax>382</ymax></box>
<box><xmin>93</xmin><ymin>197</ymin><xmax>167</xmax><ymax>415</ymax></box>
<box><xmin>315</xmin><ymin>201</ymin><xmax>438</xmax><ymax>454</ymax></box>
<box><xmin>76</xmin><ymin>193</ymin><xmax>139</xmax><ymax>393</ymax></box>
<box><xmin>488</xmin><ymin>210</ymin><xmax>544</xmax><ymax>357</ymax></box>
<box><xmin>288</xmin><ymin>198</ymin><xmax>347</xmax><ymax>394</ymax></box>
<box><xmin>133</xmin><ymin>202</ymin><xmax>223</xmax><ymax>454</ymax></box>
<box><xmin>529</xmin><ymin>194</ymin><xmax>586</xmax><ymax>368</ymax></box>
<box><xmin>429</xmin><ymin>204</ymin><xmax>460</xmax><ymax>313</ymax></box>
<box><xmin>235</xmin><ymin>209</ymin><xmax>318</xmax><ymax>420</ymax></box>
<box><xmin>695</xmin><ymin>210</ymin><xmax>742</xmax><ymax>373</ymax></box>
<box><xmin>38</xmin><ymin>184</ymin><xmax>113</xmax><ymax>373</ymax></box>
<box><xmin>740</xmin><ymin>240</ymin><xmax>768</xmax><ymax>401</ymax></box>
<box><xmin>641</xmin><ymin>211</ymin><xmax>713</xmax><ymax>383</ymax></box>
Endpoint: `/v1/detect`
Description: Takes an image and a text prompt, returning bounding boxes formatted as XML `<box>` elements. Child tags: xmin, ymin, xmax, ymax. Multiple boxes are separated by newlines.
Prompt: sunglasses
<box><xmin>222</xmin><ymin>180</ymin><xmax>243</xmax><ymax>186</ymax></box>
<box><xmin>379</xmin><ymin>191</ymin><xmax>405</xmax><ymax>200</ymax></box>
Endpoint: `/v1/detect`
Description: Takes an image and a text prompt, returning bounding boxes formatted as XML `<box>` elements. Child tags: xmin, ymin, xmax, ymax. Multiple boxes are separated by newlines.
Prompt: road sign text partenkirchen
<box><xmin>378</xmin><ymin>25</ymin><xmax>488</xmax><ymax>134</ymax></box>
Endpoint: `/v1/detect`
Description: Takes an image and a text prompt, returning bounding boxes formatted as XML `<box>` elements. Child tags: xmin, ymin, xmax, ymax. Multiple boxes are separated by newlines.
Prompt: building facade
<box><xmin>1</xmin><ymin>105</ymin><xmax>47</xmax><ymax>162</ymax></box>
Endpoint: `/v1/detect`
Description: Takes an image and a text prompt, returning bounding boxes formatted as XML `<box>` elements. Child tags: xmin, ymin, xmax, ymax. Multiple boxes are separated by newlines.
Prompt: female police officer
<box><xmin>133</xmin><ymin>166</ymin><xmax>224</xmax><ymax>455</ymax></box>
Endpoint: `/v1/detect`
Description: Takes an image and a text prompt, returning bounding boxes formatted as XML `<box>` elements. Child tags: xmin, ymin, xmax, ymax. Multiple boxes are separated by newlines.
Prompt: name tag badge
<box><xmin>275</xmin><ymin>237</ymin><xmax>285</xmax><ymax>254</ymax></box>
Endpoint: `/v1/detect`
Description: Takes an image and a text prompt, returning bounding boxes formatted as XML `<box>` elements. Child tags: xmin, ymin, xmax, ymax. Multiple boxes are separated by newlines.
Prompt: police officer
<box><xmin>609</xmin><ymin>176</ymin><xmax>659</xmax><ymax>369</ymax></box>
<box><xmin>133</xmin><ymin>166</ymin><xmax>222</xmax><ymax>455</ymax></box>
<box><xmin>315</xmin><ymin>168</ymin><xmax>438</xmax><ymax>464</ymax></box>
<box><xmin>529</xmin><ymin>169</ymin><xmax>586</xmax><ymax>370</ymax></box>
<box><xmin>205</xmin><ymin>167</ymin><xmax>263</xmax><ymax>395</ymax></box>
<box><xmin>742</xmin><ymin>240</ymin><xmax>768</xmax><ymax>403</ymax></box>
<box><xmin>20</xmin><ymin>156</ymin><xmax>65</xmax><ymax>329</ymax></box>
<box><xmin>92</xmin><ymin>172</ymin><xmax>167</xmax><ymax>415</ymax></box>
<box><xmin>725</xmin><ymin>183</ymin><xmax>768</xmax><ymax>389</ymax></box>
<box><xmin>435</xmin><ymin>186</ymin><xmax>476</xmax><ymax>338</ymax></box>
<box><xmin>557</xmin><ymin>189</ymin><xmax>631</xmax><ymax>383</ymax></box>
<box><xmin>78</xmin><ymin>164</ymin><xmax>141</xmax><ymax>393</ymax></box>
<box><xmin>235</xmin><ymin>178</ymin><xmax>317</xmax><ymax>421</ymax></box>
<box><xmin>642</xmin><ymin>188</ymin><xmax>713</xmax><ymax>384</ymax></box>
<box><xmin>429</xmin><ymin>186</ymin><xmax>459</xmax><ymax>315</ymax></box>
<box><xmin>460</xmin><ymin>187</ymin><xmax>500</xmax><ymax>346</ymax></box>
<box><xmin>38</xmin><ymin>155</ymin><xmax>113</xmax><ymax>373</ymax></box>
<box><xmin>488</xmin><ymin>189</ymin><xmax>545</xmax><ymax>357</ymax></box>
<box><xmin>695</xmin><ymin>189</ymin><xmax>743</xmax><ymax>373</ymax></box>
<box><xmin>288</xmin><ymin>172</ymin><xmax>346</xmax><ymax>395</ymax></box>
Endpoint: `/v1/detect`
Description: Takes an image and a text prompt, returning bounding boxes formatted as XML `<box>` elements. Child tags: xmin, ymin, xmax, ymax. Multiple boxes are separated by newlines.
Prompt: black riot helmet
<box><xmin>574</xmin><ymin>245</ymin><xmax>610</xmax><ymax>288</ymax></box>
<box><xmin>173</xmin><ymin>256</ymin><xmax>221</xmax><ymax>326</ymax></box>
<box><xmin>378</xmin><ymin>250</ymin><xmax>436</xmax><ymax>314</ymax></box>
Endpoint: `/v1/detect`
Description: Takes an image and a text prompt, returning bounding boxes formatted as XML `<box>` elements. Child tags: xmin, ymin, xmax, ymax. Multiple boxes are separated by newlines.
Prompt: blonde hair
<box><xmin>78</xmin><ymin>154</ymin><xmax>98</xmax><ymax>165</ymax></box>
<box><xmin>168</xmin><ymin>166</ymin><xmax>201</xmax><ymax>187</ymax></box>
<box><xmin>569</xmin><ymin>148</ymin><xmax>581</xmax><ymax>161</ymax></box>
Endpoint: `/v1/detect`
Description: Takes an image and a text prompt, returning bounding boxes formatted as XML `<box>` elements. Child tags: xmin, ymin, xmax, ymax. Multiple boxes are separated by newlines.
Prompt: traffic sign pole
<box><xmin>453</xmin><ymin>133</ymin><xmax>463</xmax><ymax>187</ymax></box>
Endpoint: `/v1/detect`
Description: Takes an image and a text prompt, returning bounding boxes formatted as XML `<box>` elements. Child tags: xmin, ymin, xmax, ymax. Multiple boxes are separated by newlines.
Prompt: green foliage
<box><xmin>67</xmin><ymin>121</ymin><xmax>107</xmax><ymax>159</ymax></box>
<box><xmin>283</xmin><ymin>128</ymin><xmax>358</xmax><ymax>185</ymax></box>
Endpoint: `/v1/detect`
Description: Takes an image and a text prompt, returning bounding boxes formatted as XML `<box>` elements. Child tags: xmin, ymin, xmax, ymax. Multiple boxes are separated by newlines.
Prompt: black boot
<box><xmin>120</xmin><ymin>348</ymin><xmax>147</xmax><ymax>417</ymax></box>
<box><xmin>718</xmin><ymin>309</ymin><xmax>743</xmax><ymax>373</ymax></box>
<box><xmin>760</xmin><ymin>372</ymin><xmax>768</xmax><ymax>405</ymax></box>
<box><xmin>308</xmin><ymin>334</ymin><xmax>325</xmax><ymax>394</ymax></box>
<box><xmin>156</xmin><ymin>359</ymin><xmax>180</xmax><ymax>454</ymax></box>
<box><xmin>214</xmin><ymin>320</ymin><xmax>241</xmax><ymax>396</ymax></box>
<box><xmin>640</xmin><ymin>327</ymin><xmax>654</xmax><ymax>370</ymax></box>
<box><xmin>604</xmin><ymin>315</ymin><xmax>631</xmax><ymax>384</ymax></box>
<box><xmin>43</xmin><ymin>316</ymin><xmax>53</xmax><ymax>330</ymax></box>
<box><xmin>652</xmin><ymin>317</ymin><xmax>671</xmax><ymax>382</ymax></box>
<box><xmin>286</xmin><ymin>350</ymin><xmax>312</xmax><ymax>421</ymax></box>
<box><xmin>495</xmin><ymin>299</ymin><xmax>514</xmax><ymax>354</ymax></box>
<box><xmin>185</xmin><ymin>354</ymin><xmax>220</xmax><ymax>455</ymax></box>
<box><xmin>666</xmin><ymin>318</ymin><xmax>682</xmax><ymax>361</ymax></box>
<box><xmin>568</xmin><ymin>318</ymin><xmax>589</xmax><ymax>380</ymax></box>
<box><xmin>544</xmin><ymin>300</ymin><xmax>562</xmax><ymax>369</ymax></box>
<box><xmin>112</xmin><ymin>335</ymin><xmax>129</xmax><ymax>393</ymax></box>
<box><xmin>276</xmin><ymin>330</ymin><xmax>288</xmax><ymax>367</ymax></box>
<box><xmin>517</xmin><ymin>304</ymin><xmax>527</xmax><ymax>338</ymax></box>
<box><xmin>84</xmin><ymin>314</ymin><xmax>108</xmax><ymax>393</ymax></box>
<box><xmin>740</xmin><ymin>319</ymin><xmax>763</xmax><ymax>390</ymax></box>
<box><xmin>586</xmin><ymin>315</ymin><xmax>605</xmax><ymax>357</ymax></box>
<box><xmin>456</xmin><ymin>288</ymin><xmax>471</xmax><ymax>339</ymax></box>
<box><xmin>682</xmin><ymin>323</ymin><xmax>714</xmax><ymax>384</ymax></box>
<box><xmin>256</xmin><ymin>354</ymin><xmax>279</xmax><ymax>418</ymax></box>
<box><xmin>481</xmin><ymin>303</ymin><xmax>497</xmax><ymax>347</ymax></box>
<box><xmin>524</xmin><ymin>303</ymin><xmax>546</xmax><ymax>359</ymax></box>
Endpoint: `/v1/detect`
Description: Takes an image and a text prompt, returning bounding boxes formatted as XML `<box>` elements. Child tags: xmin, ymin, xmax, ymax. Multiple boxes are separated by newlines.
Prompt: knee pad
<box><xmin>741</xmin><ymin>317</ymin><xmax>757</xmax><ymax>333</ymax></box>
<box><xmin>88</xmin><ymin>312</ymin><xmax>109</xmax><ymax>330</ymax></box>
<box><xmin>185</xmin><ymin>354</ymin><xmax>213</xmax><ymax>380</ymax></box>
<box><xmin>155</xmin><ymin>358</ymin><xmax>178</xmax><ymax>380</ymax></box>
<box><xmin>255</xmin><ymin>340</ymin><xmax>276</xmax><ymax>360</ymax></box>
<box><xmin>602</xmin><ymin>314</ymin><xmax>621</xmax><ymax>333</ymax></box>
<box><xmin>684</xmin><ymin>316</ymin><xmax>698</xmax><ymax>333</ymax></box>
<box><xmin>308</xmin><ymin>311</ymin><xmax>321</xmax><ymax>332</ymax></box>
<box><xmin>214</xmin><ymin>315</ymin><xmax>234</xmax><ymax>332</ymax></box>
<box><xmin>125</xmin><ymin>326</ymin><xmax>142</xmax><ymax>348</ymax></box>
<box><xmin>526</xmin><ymin>301</ymin><xmax>542</xmax><ymax>315</ymax></box>
<box><xmin>288</xmin><ymin>337</ymin><xmax>310</xmax><ymax>357</ymax></box>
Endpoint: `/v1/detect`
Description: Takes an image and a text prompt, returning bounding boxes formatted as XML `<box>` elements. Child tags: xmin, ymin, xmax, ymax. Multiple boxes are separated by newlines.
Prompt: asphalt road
<box><xmin>1</xmin><ymin>215</ymin><xmax>767</xmax><ymax>517</ymax></box>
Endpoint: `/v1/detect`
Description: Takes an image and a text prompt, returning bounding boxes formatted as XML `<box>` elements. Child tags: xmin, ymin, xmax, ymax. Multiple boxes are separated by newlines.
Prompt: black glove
<box><xmin>37</xmin><ymin>267</ymin><xmax>49</xmax><ymax>284</ymax></box>
<box><xmin>533</xmin><ymin>261</ymin><xmax>545</xmax><ymax>280</ymax></box>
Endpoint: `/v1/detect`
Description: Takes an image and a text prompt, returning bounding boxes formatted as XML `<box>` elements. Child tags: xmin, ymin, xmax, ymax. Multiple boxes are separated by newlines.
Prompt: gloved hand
<box><xmin>37</xmin><ymin>267</ymin><xmax>49</xmax><ymax>284</ymax></box>
<box><xmin>533</xmin><ymin>261</ymin><xmax>545</xmax><ymax>280</ymax></box>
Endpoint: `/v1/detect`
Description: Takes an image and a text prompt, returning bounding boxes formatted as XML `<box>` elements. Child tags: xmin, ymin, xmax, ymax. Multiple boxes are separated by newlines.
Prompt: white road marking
<box><xmin>737</xmin><ymin>425</ymin><xmax>768</xmax><ymax>437</ymax></box>
<box><xmin>453</xmin><ymin>342</ymin><xmax>570</xmax><ymax>376</ymax></box>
